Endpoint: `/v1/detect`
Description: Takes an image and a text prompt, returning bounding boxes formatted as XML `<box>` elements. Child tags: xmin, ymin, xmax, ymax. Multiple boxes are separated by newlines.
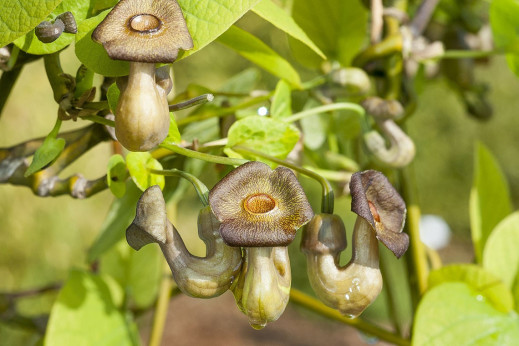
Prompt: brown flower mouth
<box><xmin>244</xmin><ymin>194</ymin><xmax>277</xmax><ymax>214</ymax></box>
<box><xmin>129</xmin><ymin>14</ymin><xmax>162</xmax><ymax>33</ymax></box>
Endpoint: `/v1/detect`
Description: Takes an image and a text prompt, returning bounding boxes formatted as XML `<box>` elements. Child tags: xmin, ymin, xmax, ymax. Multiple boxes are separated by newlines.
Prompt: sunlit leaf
<box><xmin>126</xmin><ymin>152</ymin><xmax>165</xmax><ymax>191</ymax></box>
<box><xmin>470</xmin><ymin>142</ymin><xmax>512</xmax><ymax>263</ymax></box>
<box><xmin>428</xmin><ymin>264</ymin><xmax>514</xmax><ymax>313</ymax></box>
<box><xmin>483</xmin><ymin>212</ymin><xmax>519</xmax><ymax>292</ymax></box>
<box><xmin>413</xmin><ymin>282</ymin><xmax>519</xmax><ymax>346</ymax></box>
<box><xmin>106</xmin><ymin>154</ymin><xmax>127</xmax><ymax>198</ymax></box>
<box><xmin>225</xmin><ymin>115</ymin><xmax>300</xmax><ymax>163</ymax></box>
<box><xmin>14</xmin><ymin>0</ymin><xmax>90</xmax><ymax>54</ymax></box>
<box><xmin>24</xmin><ymin>120</ymin><xmax>65</xmax><ymax>177</ymax></box>
<box><xmin>0</xmin><ymin>0</ymin><xmax>62</xmax><ymax>47</ymax></box>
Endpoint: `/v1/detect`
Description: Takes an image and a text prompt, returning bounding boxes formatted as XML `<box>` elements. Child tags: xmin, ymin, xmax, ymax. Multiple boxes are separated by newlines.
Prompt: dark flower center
<box><xmin>129</xmin><ymin>14</ymin><xmax>162</xmax><ymax>33</ymax></box>
<box><xmin>244</xmin><ymin>193</ymin><xmax>277</xmax><ymax>214</ymax></box>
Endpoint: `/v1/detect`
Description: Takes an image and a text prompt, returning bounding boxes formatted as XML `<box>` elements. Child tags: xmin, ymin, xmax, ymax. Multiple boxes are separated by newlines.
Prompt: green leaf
<box><xmin>270</xmin><ymin>80</ymin><xmax>292</xmax><ymax>119</ymax></box>
<box><xmin>0</xmin><ymin>0</ymin><xmax>62</xmax><ymax>47</ymax></box>
<box><xmin>107</xmin><ymin>83</ymin><xmax>120</xmax><ymax>114</ymax></box>
<box><xmin>290</xmin><ymin>0</ymin><xmax>368</xmax><ymax>67</ymax></box>
<box><xmin>100</xmin><ymin>241</ymin><xmax>162</xmax><ymax>309</ymax></box>
<box><xmin>24</xmin><ymin>120</ymin><xmax>65</xmax><ymax>177</ymax></box>
<box><xmin>126</xmin><ymin>152</ymin><xmax>165</xmax><ymax>191</ymax></box>
<box><xmin>413</xmin><ymin>282</ymin><xmax>519</xmax><ymax>346</ymax></box>
<box><xmin>107</xmin><ymin>154</ymin><xmax>127</xmax><ymax>198</ymax></box>
<box><xmin>177</xmin><ymin>0</ymin><xmax>262</xmax><ymax>60</ymax></box>
<box><xmin>490</xmin><ymin>0</ymin><xmax>519</xmax><ymax>76</ymax></box>
<box><xmin>225</xmin><ymin>115</ymin><xmax>300</xmax><ymax>162</ymax></box>
<box><xmin>45</xmin><ymin>270</ymin><xmax>139</xmax><ymax>346</ymax></box>
<box><xmin>87</xmin><ymin>181</ymin><xmax>141</xmax><ymax>263</ymax></box>
<box><xmin>13</xmin><ymin>0</ymin><xmax>90</xmax><ymax>55</ymax></box>
<box><xmin>428</xmin><ymin>264</ymin><xmax>514</xmax><ymax>313</ymax></box>
<box><xmin>75</xmin><ymin>10</ymin><xmax>130</xmax><ymax>77</ymax></box>
<box><xmin>470</xmin><ymin>142</ymin><xmax>512</xmax><ymax>263</ymax></box>
<box><xmin>166</xmin><ymin>112</ymin><xmax>181</xmax><ymax>144</ymax></box>
<box><xmin>218</xmin><ymin>25</ymin><xmax>301</xmax><ymax>88</ymax></box>
<box><xmin>483</xmin><ymin>212</ymin><xmax>519</xmax><ymax>291</ymax></box>
<box><xmin>251</xmin><ymin>0</ymin><xmax>325</xmax><ymax>59</ymax></box>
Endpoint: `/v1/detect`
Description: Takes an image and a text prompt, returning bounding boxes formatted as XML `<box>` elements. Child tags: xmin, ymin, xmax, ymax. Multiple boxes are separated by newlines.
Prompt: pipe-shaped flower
<box><xmin>209</xmin><ymin>161</ymin><xmax>314</xmax><ymax>247</ymax></box>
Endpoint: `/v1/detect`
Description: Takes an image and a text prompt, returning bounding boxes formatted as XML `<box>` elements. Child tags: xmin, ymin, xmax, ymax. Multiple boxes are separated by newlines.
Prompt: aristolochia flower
<box><xmin>208</xmin><ymin>161</ymin><xmax>314</xmax><ymax>247</ymax></box>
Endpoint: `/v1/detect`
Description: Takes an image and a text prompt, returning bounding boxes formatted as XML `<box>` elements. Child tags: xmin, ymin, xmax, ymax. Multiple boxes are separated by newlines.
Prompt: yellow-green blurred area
<box><xmin>2</xmin><ymin>11</ymin><xmax>519</xmax><ymax>345</ymax></box>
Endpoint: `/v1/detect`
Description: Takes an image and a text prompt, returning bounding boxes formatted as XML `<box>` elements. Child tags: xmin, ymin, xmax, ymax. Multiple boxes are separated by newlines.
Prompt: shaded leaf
<box><xmin>270</xmin><ymin>80</ymin><xmax>292</xmax><ymax>119</ymax></box>
<box><xmin>75</xmin><ymin>10</ymin><xmax>130</xmax><ymax>77</ymax></box>
<box><xmin>106</xmin><ymin>82</ymin><xmax>120</xmax><ymax>114</ymax></box>
<box><xmin>87</xmin><ymin>181</ymin><xmax>141</xmax><ymax>263</ymax></box>
<box><xmin>290</xmin><ymin>0</ymin><xmax>368</xmax><ymax>68</ymax></box>
<box><xmin>218</xmin><ymin>25</ymin><xmax>301</xmax><ymax>88</ymax></box>
<box><xmin>252</xmin><ymin>0</ymin><xmax>325</xmax><ymax>59</ymax></box>
<box><xmin>100</xmin><ymin>241</ymin><xmax>162</xmax><ymax>309</ymax></box>
<box><xmin>470</xmin><ymin>142</ymin><xmax>512</xmax><ymax>263</ymax></box>
<box><xmin>45</xmin><ymin>270</ymin><xmax>139</xmax><ymax>346</ymax></box>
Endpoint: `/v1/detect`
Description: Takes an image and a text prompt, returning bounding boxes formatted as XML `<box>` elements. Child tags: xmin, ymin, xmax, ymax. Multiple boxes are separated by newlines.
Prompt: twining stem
<box><xmin>400</xmin><ymin>165</ymin><xmax>428</xmax><ymax>297</ymax></box>
<box><xmin>283</xmin><ymin>103</ymin><xmax>365</xmax><ymax>124</ymax></box>
<box><xmin>177</xmin><ymin>93</ymin><xmax>273</xmax><ymax>126</ymax></box>
<box><xmin>289</xmin><ymin>289</ymin><xmax>410</xmax><ymax>346</ymax></box>
<box><xmin>150</xmin><ymin>168</ymin><xmax>210</xmax><ymax>206</ymax></box>
<box><xmin>43</xmin><ymin>52</ymin><xmax>71</xmax><ymax>103</ymax></box>
<box><xmin>80</xmin><ymin>115</ymin><xmax>115</xmax><ymax>127</ymax></box>
<box><xmin>160</xmin><ymin>142</ymin><xmax>247</xmax><ymax>166</ymax></box>
<box><xmin>232</xmin><ymin>145</ymin><xmax>334</xmax><ymax>214</ymax></box>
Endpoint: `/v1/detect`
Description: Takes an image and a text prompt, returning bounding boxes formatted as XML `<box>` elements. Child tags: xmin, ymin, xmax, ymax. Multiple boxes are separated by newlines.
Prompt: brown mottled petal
<box><xmin>209</xmin><ymin>161</ymin><xmax>314</xmax><ymax>247</ymax></box>
<box><xmin>92</xmin><ymin>0</ymin><xmax>193</xmax><ymax>63</ymax></box>
<box><xmin>350</xmin><ymin>170</ymin><xmax>409</xmax><ymax>258</ymax></box>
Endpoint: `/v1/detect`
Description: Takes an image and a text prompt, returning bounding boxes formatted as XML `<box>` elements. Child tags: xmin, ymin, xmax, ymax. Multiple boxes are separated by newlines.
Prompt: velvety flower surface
<box><xmin>209</xmin><ymin>161</ymin><xmax>314</xmax><ymax>247</ymax></box>
<box><xmin>350</xmin><ymin>170</ymin><xmax>409</xmax><ymax>258</ymax></box>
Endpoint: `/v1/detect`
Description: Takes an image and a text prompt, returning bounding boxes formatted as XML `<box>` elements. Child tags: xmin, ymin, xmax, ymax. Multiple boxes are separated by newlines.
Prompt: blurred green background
<box><xmin>1</xmin><ymin>10</ymin><xmax>519</xmax><ymax>344</ymax></box>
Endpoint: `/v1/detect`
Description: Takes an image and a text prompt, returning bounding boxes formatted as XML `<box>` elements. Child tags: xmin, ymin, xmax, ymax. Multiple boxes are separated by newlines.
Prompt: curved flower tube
<box><xmin>126</xmin><ymin>185</ymin><xmax>242</xmax><ymax>298</ymax></box>
<box><xmin>301</xmin><ymin>170</ymin><xmax>408</xmax><ymax>317</ymax></box>
<box><xmin>364</xmin><ymin>119</ymin><xmax>415</xmax><ymax>168</ymax></box>
<box><xmin>301</xmin><ymin>214</ymin><xmax>382</xmax><ymax>318</ymax></box>
<box><xmin>362</xmin><ymin>98</ymin><xmax>415</xmax><ymax>168</ymax></box>
<box><xmin>232</xmin><ymin>247</ymin><xmax>291</xmax><ymax>329</ymax></box>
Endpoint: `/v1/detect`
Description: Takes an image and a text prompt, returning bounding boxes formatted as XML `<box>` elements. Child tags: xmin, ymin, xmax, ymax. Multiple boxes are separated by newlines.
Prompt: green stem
<box><xmin>353</xmin><ymin>35</ymin><xmax>403</xmax><ymax>67</ymax></box>
<box><xmin>43</xmin><ymin>52</ymin><xmax>71</xmax><ymax>103</ymax></box>
<box><xmin>80</xmin><ymin>115</ymin><xmax>115</xmax><ymax>127</ymax></box>
<box><xmin>177</xmin><ymin>93</ymin><xmax>273</xmax><ymax>126</ymax></box>
<box><xmin>290</xmin><ymin>289</ymin><xmax>410</xmax><ymax>346</ymax></box>
<box><xmin>284</xmin><ymin>102</ymin><xmax>365</xmax><ymax>124</ymax></box>
<box><xmin>232</xmin><ymin>145</ymin><xmax>334</xmax><ymax>214</ymax></box>
<box><xmin>159</xmin><ymin>142</ymin><xmax>247</xmax><ymax>166</ymax></box>
<box><xmin>169</xmin><ymin>94</ymin><xmax>214</xmax><ymax>111</ymax></box>
<box><xmin>150</xmin><ymin>168</ymin><xmax>210</xmax><ymax>206</ymax></box>
<box><xmin>149</xmin><ymin>261</ymin><xmax>175</xmax><ymax>346</ymax></box>
<box><xmin>438</xmin><ymin>49</ymin><xmax>501</xmax><ymax>60</ymax></box>
<box><xmin>400</xmin><ymin>165</ymin><xmax>428</xmax><ymax>298</ymax></box>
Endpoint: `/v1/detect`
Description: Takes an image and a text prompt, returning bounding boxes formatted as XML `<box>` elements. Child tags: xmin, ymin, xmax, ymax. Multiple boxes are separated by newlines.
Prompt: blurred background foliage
<box><xmin>2</xmin><ymin>1</ymin><xmax>519</xmax><ymax>344</ymax></box>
